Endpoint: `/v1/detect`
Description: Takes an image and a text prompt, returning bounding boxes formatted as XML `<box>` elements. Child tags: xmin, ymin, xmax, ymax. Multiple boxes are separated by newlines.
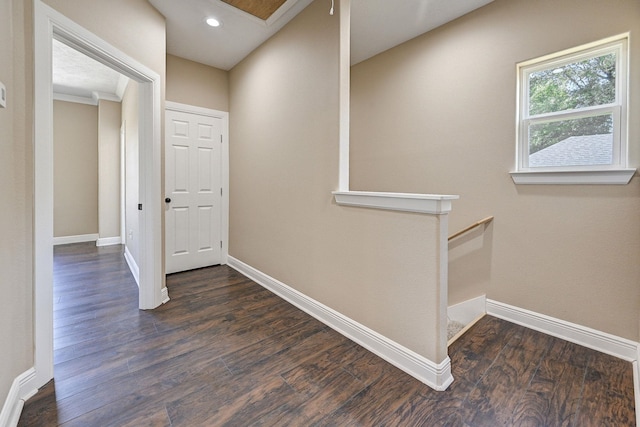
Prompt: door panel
<box><xmin>165</xmin><ymin>109</ymin><xmax>222</xmax><ymax>274</ymax></box>
<box><xmin>197</xmin><ymin>206</ymin><xmax>213</xmax><ymax>250</ymax></box>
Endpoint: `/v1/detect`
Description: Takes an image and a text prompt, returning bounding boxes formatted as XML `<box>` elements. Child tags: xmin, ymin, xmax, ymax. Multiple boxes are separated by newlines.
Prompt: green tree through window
<box><xmin>527</xmin><ymin>53</ymin><xmax>616</xmax><ymax>154</ymax></box>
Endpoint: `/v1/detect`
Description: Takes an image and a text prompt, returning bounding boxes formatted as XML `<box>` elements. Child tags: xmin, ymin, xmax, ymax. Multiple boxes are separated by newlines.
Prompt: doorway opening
<box><xmin>30</xmin><ymin>0</ymin><xmax>164</xmax><ymax>394</ymax></box>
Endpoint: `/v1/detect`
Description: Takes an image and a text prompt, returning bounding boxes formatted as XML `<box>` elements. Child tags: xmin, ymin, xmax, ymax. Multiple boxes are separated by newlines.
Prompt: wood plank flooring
<box><xmin>19</xmin><ymin>242</ymin><xmax>636</xmax><ymax>426</ymax></box>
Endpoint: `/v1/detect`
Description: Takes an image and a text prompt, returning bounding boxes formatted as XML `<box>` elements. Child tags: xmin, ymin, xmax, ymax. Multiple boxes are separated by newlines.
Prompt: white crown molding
<box><xmin>227</xmin><ymin>255</ymin><xmax>453</xmax><ymax>391</ymax></box>
<box><xmin>92</xmin><ymin>91</ymin><xmax>121</xmax><ymax>103</ymax></box>
<box><xmin>486</xmin><ymin>299</ymin><xmax>638</xmax><ymax>361</ymax></box>
<box><xmin>115</xmin><ymin>74</ymin><xmax>129</xmax><ymax>100</ymax></box>
<box><xmin>53</xmin><ymin>91</ymin><xmax>97</xmax><ymax>105</ymax></box>
<box><xmin>53</xmin><ymin>89</ymin><xmax>128</xmax><ymax>105</ymax></box>
<box><xmin>333</xmin><ymin>191</ymin><xmax>458</xmax><ymax>214</ymax></box>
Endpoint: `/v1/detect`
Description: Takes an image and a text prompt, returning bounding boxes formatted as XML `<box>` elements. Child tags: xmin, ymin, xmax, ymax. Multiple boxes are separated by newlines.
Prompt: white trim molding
<box><xmin>165</xmin><ymin>101</ymin><xmax>227</xmax><ymax>118</ymax></box>
<box><xmin>91</xmin><ymin>90</ymin><xmax>121</xmax><ymax>103</ymax></box>
<box><xmin>53</xmin><ymin>91</ymin><xmax>96</xmax><ymax>105</ymax></box>
<box><xmin>513</xmin><ymin>34</ymin><xmax>631</xmax><ymax>185</ymax></box>
<box><xmin>161</xmin><ymin>286</ymin><xmax>170</xmax><ymax>304</ymax></box>
<box><xmin>53</xmin><ymin>233</ymin><xmax>98</xmax><ymax>245</ymax></box>
<box><xmin>635</xmin><ymin>345</ymin><xmax>640</xmax><ymax>427</ymax></box>
<box><xmin>0</xmin><ymin>368</ymin><xmax>36</xmax><ymax>427</ymax></box>
<box><xmin>333</xmin><ymin>191</ymin><xmax>459</xmax><ymax>214</ymax></box>
<box><xmin>448</xmin><ymin>295</ymin><xmax>486</xmax><ymax>326</ymax></box>
<box><xmin>337</xmin><ymin>0</ymin><xmax>350</xmax><ymax>191</ymax></box>
<box><xmin>486</xmin><ymin>299</ymin><xmax>638</xmax><ymax>361</ymax></box>
<box><xmin>510</xmin><ymin>169</ymin><xmax>636</xmax><ymax>185</ymax></box>
<box><xmin>96</xmin><ymin>236</ymin><xmax>122</xmax><ymax>247</ymax></box>
<box><xmin>124</xmin><ymin>245</ymin><xmax>140</xmax><ymax>287</ymax></box>
<box><xmin>227</xmin><ymin>256</ymin><xmax>454</xmax><ymax>391</ymax></box>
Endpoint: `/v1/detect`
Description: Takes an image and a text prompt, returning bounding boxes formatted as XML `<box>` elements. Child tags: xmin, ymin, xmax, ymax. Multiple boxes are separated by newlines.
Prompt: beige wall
<box><xmin>0</xmin><ymin>0</ymin><xmax>33</xmax><ymax>407</ymax></box>
<box><xmin>53</xmin><ymin>100</ymin><xmax>99</xmax><ymax>238</ymax></box>
<box><xmin>350</xmin><ymin>0</ymin><xmax>640</xmax><ymax>340</ymax></box>
<box><xmin>167</xmin><ymin>54</ymin><xmax>229</xmax><ymax>111</ymax></box>
<box><xmin>98</xmin><ymin>99</ymin><xmax>122</xmax><ymax>240</ymax></box>
<box><xmin>122</xmin><ymin>82</ymin><xmax>140</xmax><ymax>263</ymax></box>
<box><xmin>230</xmin><ymin>0</ymin><xmax>447</xmax><ymax>363</ymax></box>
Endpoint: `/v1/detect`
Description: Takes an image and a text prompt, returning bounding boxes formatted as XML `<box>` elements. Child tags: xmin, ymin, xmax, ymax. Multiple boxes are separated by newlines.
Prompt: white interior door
<box><xmin>165</xmin><ymin>109</ymin><xmax>222</xmax><ymax>274</ymax></box>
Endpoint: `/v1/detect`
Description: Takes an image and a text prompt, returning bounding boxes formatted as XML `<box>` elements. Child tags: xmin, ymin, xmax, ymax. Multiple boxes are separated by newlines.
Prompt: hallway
<box><xmin>18</xmin><ymin>243</ymin><xmax>635</xmax><ymax>426</ymax></box>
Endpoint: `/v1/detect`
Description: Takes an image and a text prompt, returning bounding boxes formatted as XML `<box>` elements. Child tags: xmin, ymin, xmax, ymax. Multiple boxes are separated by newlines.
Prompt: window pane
<box><xmin>528</xmin><ymin>52</ymin><xmax>616</xmax><ymax>116</ymax></box>
<box><xmin>528</xmin><ymin>114</ymin><xmax>613</xmax><ymax>167</ymax></box>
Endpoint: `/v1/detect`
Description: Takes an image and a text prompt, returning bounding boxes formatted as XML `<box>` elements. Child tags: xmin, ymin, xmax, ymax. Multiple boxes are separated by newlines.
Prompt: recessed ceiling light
<box><xmin>206</xmin><ymin>17</ymin><xmax>221</xmax><ymax>27</ymax></box>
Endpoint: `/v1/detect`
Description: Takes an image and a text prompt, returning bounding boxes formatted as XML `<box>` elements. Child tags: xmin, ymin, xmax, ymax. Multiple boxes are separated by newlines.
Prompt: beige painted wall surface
<box><xmin>350</xmin><ymin>0</ymin><xmax>640</xmax><ymax>340</ymax></box>
<box><xmin>53</xmin><ymin>101</ymin><xmax>99</xmax><ymax>237</ymax></box>
<box><xmin>98</xmin><ymin>99</ymin><xmax>122</xmax><ymax>240</ymax></box>
<box><xmin>122</xmin><ymin>82</ymin><xmax>141</xmax><ymax>264</ymax></box>
<box><xmin>230</xmin><ymin>0</ymin><xmax>447</xmax><ymax>362</ymax></box>
<box><xmin>167</xmin><ymin>54</ymin><xmax>229</xmax><ymax>112</ymax></box>
<box><xmin>0</xmin><ymin>0</ymin><xmax>33</xmax><ymax>406</ymax></box>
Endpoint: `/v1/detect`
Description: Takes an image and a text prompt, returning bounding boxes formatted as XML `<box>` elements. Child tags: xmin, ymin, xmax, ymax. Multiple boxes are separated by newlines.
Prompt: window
<box><xmin>511</xmin><ymin>34</ymin><xmax>634</xmax><ymax>184</ymax></box>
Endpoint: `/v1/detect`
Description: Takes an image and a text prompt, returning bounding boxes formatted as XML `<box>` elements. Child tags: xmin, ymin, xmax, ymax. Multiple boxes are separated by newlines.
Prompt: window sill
<box><xmin>510</xmin><ymin>169</ymin><xmax>636</xmax><ymax>185</ymax></box>
<box><xmin>332</xmin><ymin>191</ymin><xmax>459</xmax><ymax>214</ymax></box>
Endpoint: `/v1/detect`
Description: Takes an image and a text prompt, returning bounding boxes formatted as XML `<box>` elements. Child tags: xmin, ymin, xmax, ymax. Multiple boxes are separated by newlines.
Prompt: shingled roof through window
<box><xmin>528</xmin><ymin>134</ymin><xmax>613</xmax><ymax>167</ymax></box>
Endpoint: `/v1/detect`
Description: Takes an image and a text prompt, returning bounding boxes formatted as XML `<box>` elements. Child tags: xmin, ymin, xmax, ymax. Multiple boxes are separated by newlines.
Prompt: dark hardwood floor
<box><xmin>19</xmin><ymin>242</ymin><xmax>635</xmax><ymax>426</ymax></box>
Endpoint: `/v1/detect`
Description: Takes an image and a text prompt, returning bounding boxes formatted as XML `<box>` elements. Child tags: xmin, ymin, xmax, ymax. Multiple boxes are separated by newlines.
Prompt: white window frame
<box><xmin>511</xmin><ymin>34</ymin><xmax>635</xmax><ymax>185</ymax></box>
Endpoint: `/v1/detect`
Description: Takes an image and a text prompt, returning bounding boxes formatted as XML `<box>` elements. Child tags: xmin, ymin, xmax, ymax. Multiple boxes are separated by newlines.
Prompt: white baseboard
<box><xmin>96</xmin><ymin>236</ymin><xmax>122</xmax><ymax>247</ymax></box>
<box><xmin>448</xmin><ymin>295</ymin><xmax>486</xmax><ymax>325</ymax></box>
<box><xmin>486</xmin><ymin>299</ymin><xmax>638</xmax><ymax>362</ymax></box>
<box><xmin>124</xmin><ymin>245</ymin><xmax>139</xmax><ymax>287</ymax></box>
<box><xmin>0</xmin><ymin>368</ymin><xmax>36</xmax><ymax>427</ymax></box>
<box><xmin>227</xmin><ymin>256</ymin><xmax>453</xmax><ymax>391</ymax></box>
<box><xmin>635</xmin><ymin>346</ymin><xmax>640</xmax><ymax>427</ymax></box>
<box><xmin>161</xmin><ymin>286</ymin><xmax>170</xmax><ymax>304</ymax></box>
<box><xmin>53</xmin><ymin>233</ymin><xmax>98</xmax><ymax>246</ymax></box>
<box><xmin>17</xmin><ymin>369</ymin><xmax>38</xmax><ymax>407</ymax></box>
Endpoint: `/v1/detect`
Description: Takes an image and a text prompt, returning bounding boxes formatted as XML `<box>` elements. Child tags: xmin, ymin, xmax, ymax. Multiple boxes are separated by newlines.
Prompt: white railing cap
<box><xmin>333</xmin><ymin>191</ymin><xmax>459</xmax><ymax>215</ymax></box>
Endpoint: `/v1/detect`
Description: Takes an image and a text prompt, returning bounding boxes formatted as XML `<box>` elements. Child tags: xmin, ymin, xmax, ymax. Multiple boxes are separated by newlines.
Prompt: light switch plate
<box><xmin>0</xmin><ymin>81</ymin><xmax>6</xmax><ymax>108</ymax></box>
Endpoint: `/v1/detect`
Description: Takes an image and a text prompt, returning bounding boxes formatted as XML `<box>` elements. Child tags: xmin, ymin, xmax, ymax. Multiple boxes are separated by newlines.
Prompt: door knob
<box><xmin>165</xmin><ymin>197</ymin><xmax>171</xmax><ymax>203</ymax></box>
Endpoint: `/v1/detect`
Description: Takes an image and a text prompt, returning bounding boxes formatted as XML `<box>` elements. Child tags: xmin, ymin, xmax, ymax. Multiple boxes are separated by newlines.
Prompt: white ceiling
<box><xmin>52</xmin><ymin>0</ymin><xmax>494</xmax><ymax>100</ymax></box>
<box><xmin>350</xmin><ymin>0</ymin><xmax>493</xmax><ymax>65</ymax></box>
<box><xmin>52</xmin><ymin>39</ymin><xmax>129</xmax><ymax>105</ymax></box>
<box><xmin>151</xmin><ymin>0</ymin><xmax>494</xmax><ymax>70</ymax></box>
<box><xmin>148</xmin><ymin>0</ymin><xmax>316</xmax><ymax>71</ymax></box>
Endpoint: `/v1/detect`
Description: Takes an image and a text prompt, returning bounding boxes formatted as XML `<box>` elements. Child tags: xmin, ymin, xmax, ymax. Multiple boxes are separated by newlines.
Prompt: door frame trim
<box><xmin>165</xmin><ymin>101</ymin><xmax>229</xmax><ymax>266</ymax></box>
<box><xmin>30</xmin><ymin>0</ymin><xmax>163</xmax><ymax>394</ymax></box>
